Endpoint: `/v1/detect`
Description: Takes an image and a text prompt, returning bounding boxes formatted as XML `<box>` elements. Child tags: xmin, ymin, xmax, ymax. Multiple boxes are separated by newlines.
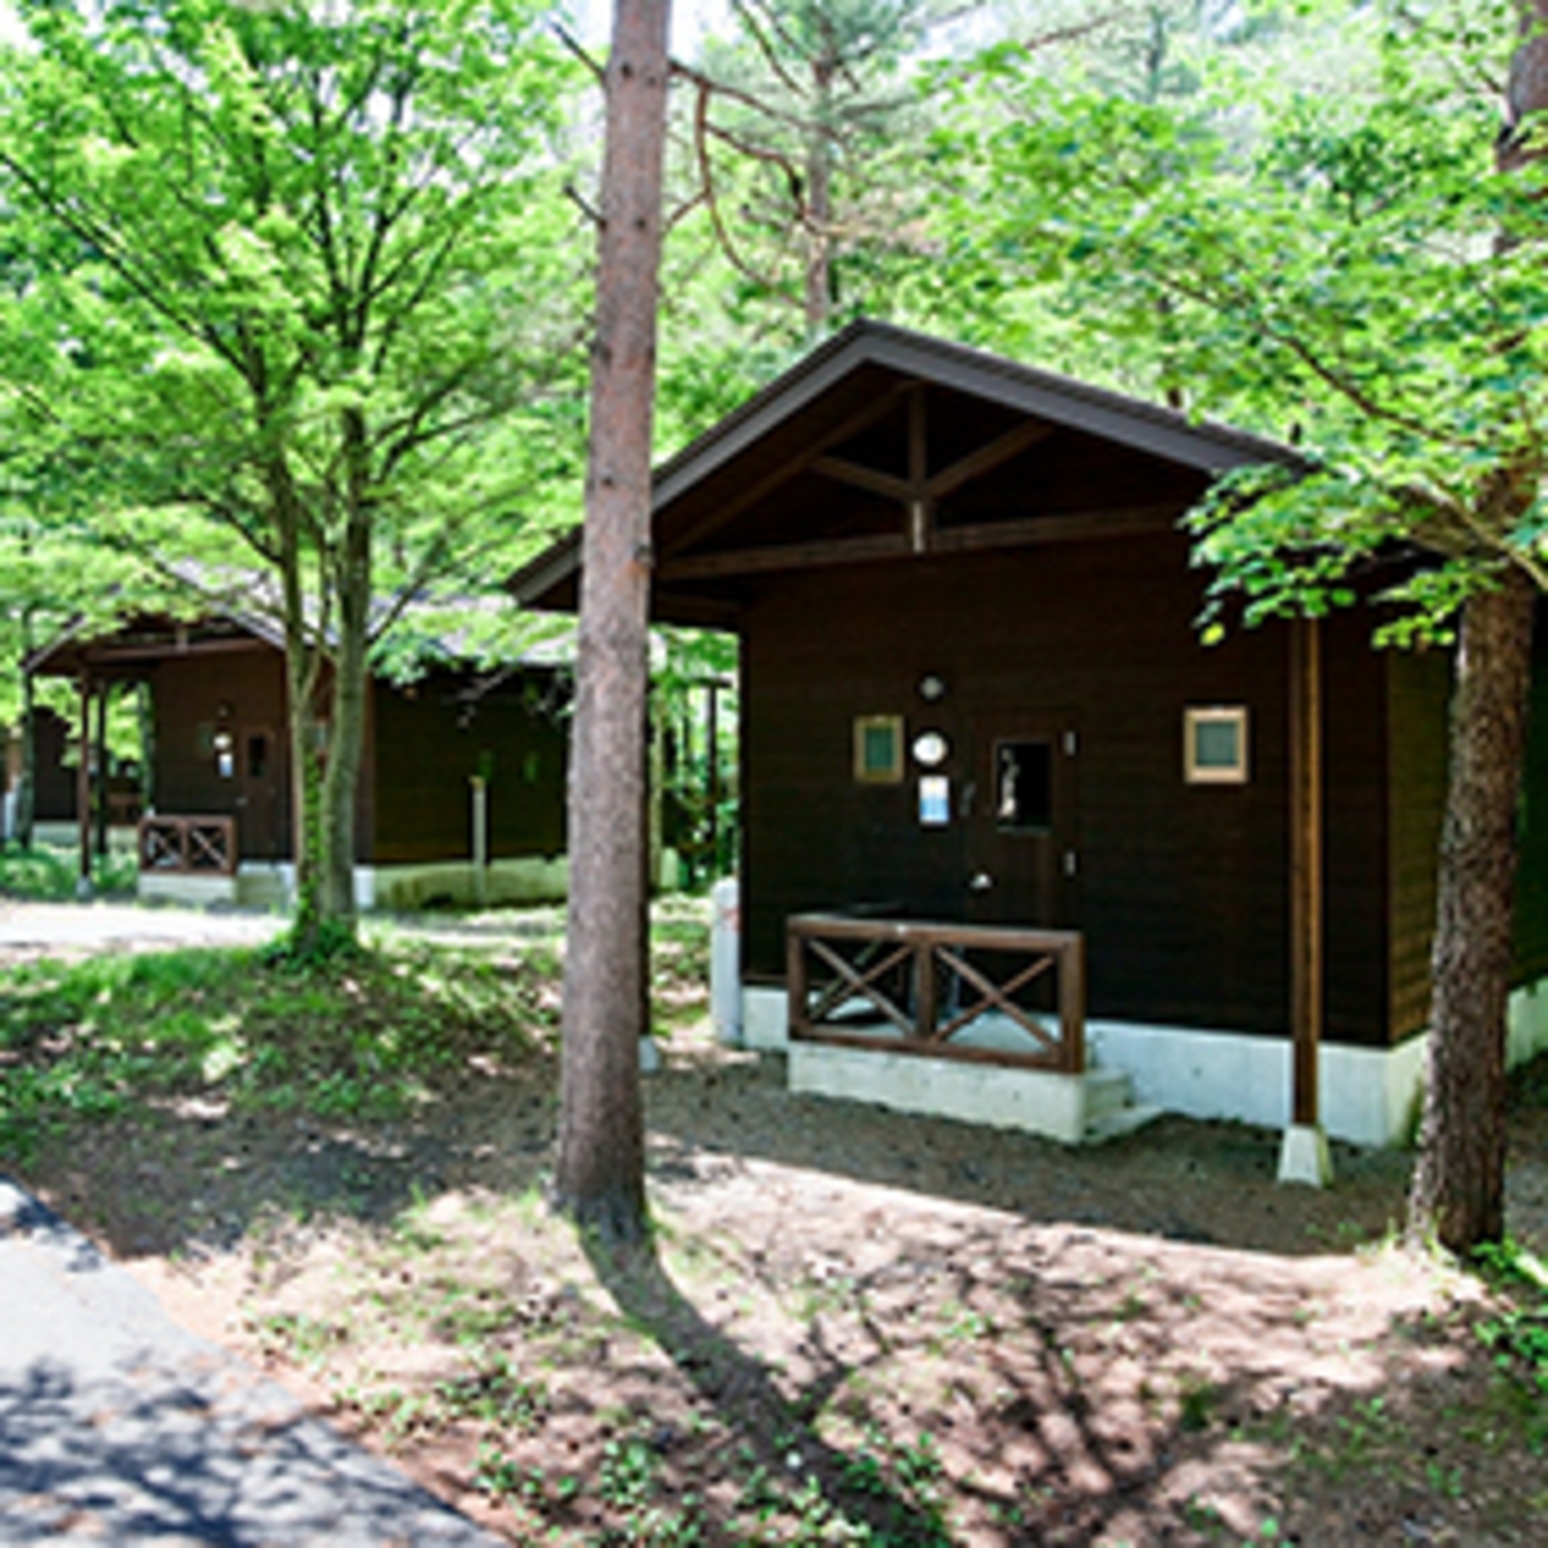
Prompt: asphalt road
<box><xmin>0</xmin><ymin>1175</ymin><xmax>504</xmax><ymax>1547</ymax></box>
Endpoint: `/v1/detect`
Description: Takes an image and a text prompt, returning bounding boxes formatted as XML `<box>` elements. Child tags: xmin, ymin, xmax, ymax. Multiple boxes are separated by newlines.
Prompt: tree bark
<box><xmin>1406</xmin><ymin>0</ymin><xmax>1548</xmax><ymax>1253</ymax></box>
<box><xmin>552</xmin><ymin>0</ymin><xmax>672</xmax><ymax>1244</ymax></box>
<box><xmin>269</xmin><ymin>449</ymin><xmax>331</xmax><ymax>953</ymax></box>
<box><xmin>317</xmin><ymin>406</ymin><xmax>375</xmax><ymax>935</ymax></box>
<box><xmin>803</xmin><ymin>42</ymin><xmax>836</xmax><ymax>339</ymax></box>
<box><xmin>1409</xmin><ymin>568</ymin><xmax>1536</xmax><ymax>1252</ymax></box>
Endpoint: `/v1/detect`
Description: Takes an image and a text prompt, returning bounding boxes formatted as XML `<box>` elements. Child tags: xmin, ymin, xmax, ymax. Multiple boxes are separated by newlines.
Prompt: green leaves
<box><xmin>931</xmin><ymin>0</ymin><xmax>1548</xmax><ymax>637</ymax></box>
<box><xmin>0</xmin><ymin>0</ymin><xmax>589</xmax><ymax>630</ymax></box>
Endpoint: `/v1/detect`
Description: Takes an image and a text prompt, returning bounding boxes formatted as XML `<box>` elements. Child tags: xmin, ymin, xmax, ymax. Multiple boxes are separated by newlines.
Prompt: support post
<box><xmin>75</xmin><ymin>676</ymin><xmax>93</xmax><ymax>899</ymax></box>
<box><xmin>1280</xmin><ymin>615</ymin><xmax>1332</xmax><ymax>1185</ymax></box>
<box><xmin>93</xmin><ymin>681</ymin><xmax>110</xmax><ymax>860</ymax></box>
<box><xmin>469</xmin><ymin>775</ymin><xmax>488</xmax><ymax>907</ymax></box>
<box><xmin>706</xmin><ymin>679</ymin><xmax>720</xmax><ymax>878</ymax></box>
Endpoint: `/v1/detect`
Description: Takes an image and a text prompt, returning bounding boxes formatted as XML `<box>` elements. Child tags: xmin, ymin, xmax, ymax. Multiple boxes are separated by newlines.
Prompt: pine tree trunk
<box><xmin>803</xmin><ymin>47</ymin><xmax>836</xmax><ymax>339</ymax></box>
<box><xmin>1408</xmin><ymin>569</ymin><xmax>1535</xmax><ymax>1252</ymax></box>
<box><xmin>552</xmin><ymin>0</ymin><xmax>672</xmax><ymax>1245</ymax></box>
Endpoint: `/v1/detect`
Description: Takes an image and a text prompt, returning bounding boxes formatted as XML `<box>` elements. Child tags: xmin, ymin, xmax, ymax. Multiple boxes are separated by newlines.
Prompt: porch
<box><xmin>784</xmin><ymin>912</ymin><xmax>1156</xmax><ymax>1145</ymax></box>
<box><xmin>136</xmin><ymin>813</ymin><xmax>244</xmax><ymax>905</ymax></box>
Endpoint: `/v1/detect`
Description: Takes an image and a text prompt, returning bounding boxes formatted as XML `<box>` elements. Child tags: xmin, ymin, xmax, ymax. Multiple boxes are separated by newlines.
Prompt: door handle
<box><xmin>969</xmin><ymin>871</ymin><xmax>993</xmax><ymax>892</ymax></box>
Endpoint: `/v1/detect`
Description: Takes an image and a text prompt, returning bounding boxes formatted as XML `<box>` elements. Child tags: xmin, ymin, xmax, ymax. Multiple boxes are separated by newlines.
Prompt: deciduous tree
<box><xmin>949</xmin><ymin>0</ymin><xmax>1544</xmax><ymax>1250</ymax></box>
<box><xmin>0</xmin><ymin>0</ymin><xmax>584</xmax><ymax>947</ymax></box>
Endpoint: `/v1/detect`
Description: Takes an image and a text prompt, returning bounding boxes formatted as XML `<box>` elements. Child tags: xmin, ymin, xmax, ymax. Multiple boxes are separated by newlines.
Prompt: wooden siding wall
<box><xmin>1386</xmin><ymin>648</ymin><xmax>1450</xmax><ymax>1039</ymax></box>
<box><xmin>369</xmin><ymin>671</ymin><xmax>567</xmax><ymax>865</ymax></box>
<box><xmin>742</xmin><ymin>531</ymin><xmax>1396</xmax><ymax>1045</ymax></box>
<box><xmin>29</xmin><ymin>708</ymin><xmax>77</xmax><ymax>821</ymax></box>
<box><xmin>153</xmin><ymin>650</ymin><xmax>295</xmax><ymax>861</ymax></box>
<box><xmin>1322</xmin><ymin>616</ymin><xmax>1391</xmax><ymax>1044</ymax></box>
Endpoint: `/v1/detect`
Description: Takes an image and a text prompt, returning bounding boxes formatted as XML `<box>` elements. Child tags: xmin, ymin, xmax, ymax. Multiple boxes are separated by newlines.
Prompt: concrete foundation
<box><xmin>135</xmin><ymin>855</ymin><xmax>571</xmax><ymax>913</ymax></box>
<box><xmin>789</xmin><ymin>1040</ymin><xmax>1092</xmax><ymax>1144</ymax></box>
<box><xmin>355</xmin><ymin>856</ymin><xmax>569</xmax><ymax>911</ymax></box>
<box><xmin>1277</xmin><ymin>1123</ymin><xmax>1334</xmax><ymax>1186</ymax></box>
<box><xmin>739</xmin><ymin>977</ymin><xmax>1548</xmax><ymax>1149</ymax></box>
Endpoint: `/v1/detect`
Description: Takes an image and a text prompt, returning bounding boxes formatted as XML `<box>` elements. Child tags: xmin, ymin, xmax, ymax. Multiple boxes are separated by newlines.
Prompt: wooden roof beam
<box><xmin>926</xmin><ymin>418</ymin><xmax>1057</xmax><ymax>500</ymax></box>
<box><xmin>660</xmin><ymin>530</ymin><xmax>912</xmax><ymax>581</ymax></box>
<box><xmin>808</xmin><ymin>455</ymin><xmax>911</xmax><ymax>502</ymax></box>
<box><xmin>657</xmin><ymin>502</ymin><xmax>1181</xmax><ymax>581</ymax></box>
<box><xmin>660</xmin><ymin>381</ymin><xmax>914</xmax><ymax>558</ymax></box>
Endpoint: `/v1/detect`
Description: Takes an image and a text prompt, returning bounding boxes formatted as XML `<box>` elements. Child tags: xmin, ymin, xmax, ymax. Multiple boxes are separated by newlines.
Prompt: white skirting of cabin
<box><xmin>738</xmin><ymin>977</ymin><xmax>1548</xmax><ymax>1149</ymax></box>
<box><xmin>136</xmin><ymin>855</ymin><xmax>572</xmax><ymax>912</ymax></box>
<box><xmin>353</xmin><ymin>856</ymin><xmax>569</xmax><ymax>911</ymax></box>
<box><xmin>138</xmin><ymin>870</ymin><xmax>241</xmax><ymax>907</ymax></box>
<box><xmin>30</xmin><ymin>821</ymin><xmax>139</xmax><ymax>855</ymax></box>
<box><xmin>789</xmin><ymin>1039</ymin><xmax>1092</xmax><ymax>1144</ymax></box>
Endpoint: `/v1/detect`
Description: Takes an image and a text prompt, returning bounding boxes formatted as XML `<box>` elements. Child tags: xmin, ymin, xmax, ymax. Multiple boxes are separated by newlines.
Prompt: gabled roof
<box><xmin>26</xmin><ymin>610</ymin><xmax>286</xmax><ymax>680</ymax></box>
<box><xmin>28</xmin><ymin>602</ymin><xmax>573</xmax><ymax>682</ymax></box>
<box><xmin>509</xmin><ymin>320</ymin><xmax>1302</xmax><ymax>622</ymax></box>
<box><xmin>654</xmin><ymin>319</ymin><xmax>1297</xmax><ymax>497</ymax></box>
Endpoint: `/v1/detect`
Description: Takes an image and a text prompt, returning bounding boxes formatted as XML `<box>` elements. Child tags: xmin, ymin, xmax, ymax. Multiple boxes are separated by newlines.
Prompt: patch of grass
<box><xmin>1176</xmin><ymin>1370</ymin><xmax>1219</xmax><ymax>1433</ymax></box>
<box><xmin>436</xmin><ymin>1350</ymin><xmax>549</xmax><ymax>1432</ymax></box>
<box><xmin>0</xmin><ymin>842</ymin><xmax>138</xmax><ymax>901</ymax></box>
<box><xmin>1508</xmin><ymin>1049</ymin><xmax>1548</xmax><ymax>1113</ymax></box>
<box><xmin>248</xmin><ymin>1309</ymin><xmax>349</xmax><ymax>1367</ymax></box>
<box><xmin>1474</xmin><ymin>1238</ymin><xmax>1548</xmax><ymax>1448</ymax></box>
<box><xmin>650</xmin><ymin>899</ymin><xmax>712</xmax><ymax>1037</ymax></box>
<box><xmin>474</xmin><ymin>1444</ymin><xmax>576</xmax><ymax>1507</ymax></box>
<box><xmin>0</xmin><ymin>937</ymin><xmax>551</xmax><ymax>1163</ymax></box>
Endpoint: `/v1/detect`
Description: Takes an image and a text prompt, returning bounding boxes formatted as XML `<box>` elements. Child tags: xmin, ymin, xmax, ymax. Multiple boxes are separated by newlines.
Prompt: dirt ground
<box><xmin>7</xmin><ymin>902</ymin><xmax>1548</xmax><ymax>1546</ymax></box>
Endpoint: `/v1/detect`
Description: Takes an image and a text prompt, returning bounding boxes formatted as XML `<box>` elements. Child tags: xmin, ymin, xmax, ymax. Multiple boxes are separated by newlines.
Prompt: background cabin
<box><xmin>28</xmin><ymin>613</ymin><xmax>570</xmax><ymax>910</ymax></box>
<box><xmin>513</xmin><ymin>320</ymin><xmax>1548</xmax><ymax>1149</ymax></box>
<box><xmin>4</xmin><ymin>706</ymin><xmax>142</xmax><ymax>849</ymax></box>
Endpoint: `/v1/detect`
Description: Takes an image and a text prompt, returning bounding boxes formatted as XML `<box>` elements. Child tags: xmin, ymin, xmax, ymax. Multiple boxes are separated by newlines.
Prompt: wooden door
<box><xmin>236</xmin><ymin>724</ymin><xmax>283</xmax><ymax>859</ymax></box>
<box><xmin>962</xmin><ymin>714</ymin><xmax>1077</xmax><ymax>928</ymax></box>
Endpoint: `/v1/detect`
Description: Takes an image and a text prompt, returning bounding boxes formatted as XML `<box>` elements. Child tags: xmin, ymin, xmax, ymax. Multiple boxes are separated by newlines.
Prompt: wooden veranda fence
<box><xmin>786</xmin><ymin>913</ymin><xmax>1086</xmax><ymax>1074</ymax></box>
<box><xmin>137</xmin><ymin>815</ymin><xmax>238</xmax><ymax>877</ymax></box>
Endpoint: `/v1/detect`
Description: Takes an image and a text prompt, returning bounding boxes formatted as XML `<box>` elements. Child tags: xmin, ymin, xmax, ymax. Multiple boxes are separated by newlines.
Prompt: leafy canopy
<box><xmin>0</xmin><ymin>0</ymin><xmax>589</xmax><ymax>648</ymax></box>
<box><xmin>942</xmin><ymin>0</ymin><xmax>1545</xmax><ymax>636</ymax></box>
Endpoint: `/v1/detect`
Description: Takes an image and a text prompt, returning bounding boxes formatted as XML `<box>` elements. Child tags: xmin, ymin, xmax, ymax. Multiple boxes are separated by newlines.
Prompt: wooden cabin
<box><xmin>512</xmin><ymin>320</ymin><xmax>1548</xmax><ymax>1152</ymax></box>
<box><xmin>28</xmin><ymin>612</ymin><xmax>569</xmax><ymax>909</ymax></box>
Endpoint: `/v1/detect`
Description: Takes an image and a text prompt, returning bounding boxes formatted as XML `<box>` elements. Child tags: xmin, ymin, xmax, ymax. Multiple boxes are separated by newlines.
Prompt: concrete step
<box><xmin>1082</xmin><ymin>1067</ymin><xmax>1133</xmax><ymax>1122</ymax></box>
<box><xmin>1083</xmin><ymin>1102</ymin><xmax>1164</xmax><ymax>1146</ymax></box>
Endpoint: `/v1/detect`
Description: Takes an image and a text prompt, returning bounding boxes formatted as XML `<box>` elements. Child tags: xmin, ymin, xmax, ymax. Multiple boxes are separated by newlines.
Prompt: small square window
<box><xmin>995</xmin><ymin>739</ymin><xmax>1054</xmax><ymax>830</ymax></box>
<box><xmin>1185</xmin><ymin>706</ymin><xmax>1249</xmax><ymax>784</ymax></box>
<box><xmin>853</xmin><ymin>715</ymin><xmax>903</xmax><ymax>784</ymax></box>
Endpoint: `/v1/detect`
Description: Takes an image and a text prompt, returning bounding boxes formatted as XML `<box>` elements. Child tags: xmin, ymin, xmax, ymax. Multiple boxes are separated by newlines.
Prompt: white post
<box><xmin>469</xmin><ymin>775</ymin><xmax>488</xmax><ymax>908</ymax></box>
<box><xmin>711</xmin><ymin>876</ymin><xmax>742</xmax><ymax>1045</ymax></box>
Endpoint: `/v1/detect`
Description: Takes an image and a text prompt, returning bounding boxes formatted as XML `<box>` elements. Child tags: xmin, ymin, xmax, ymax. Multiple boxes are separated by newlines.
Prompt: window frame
<box><xmin>852</xmin><ymin>714</ymin><xmax>904</xmax><ymax>785</ymax></box>
<box><xmin>1184</xmin><ymin>705</ymin><xmax>1250</xmax><ymax>785</ymax></box>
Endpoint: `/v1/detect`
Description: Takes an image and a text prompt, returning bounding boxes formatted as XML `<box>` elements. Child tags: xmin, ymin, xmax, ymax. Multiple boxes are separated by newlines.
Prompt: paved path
<box><xmin>0</xmin><ymin>900</ymin><xmax>282</xmax><ymax>963</ymax></box>
<box><xmin>0</xmin><ymin>1176</ymin><xmax>503</xmax><ymax>1547</ymax></box>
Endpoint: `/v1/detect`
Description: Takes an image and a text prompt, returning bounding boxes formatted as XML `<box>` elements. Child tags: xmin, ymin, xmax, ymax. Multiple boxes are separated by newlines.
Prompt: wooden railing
<box><xmin>138</xmin><ymin>815</ymin><xmax>238</xmax><ymax>877</ymax></box>
<box><xmin>787</xmin><ymin>913</ymin><xmax>1085</xmax><ymax>1074</ymax></box>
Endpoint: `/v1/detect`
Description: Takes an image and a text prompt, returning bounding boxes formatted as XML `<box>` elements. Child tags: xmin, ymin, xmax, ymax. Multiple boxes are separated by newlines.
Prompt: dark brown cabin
<box><xmin>28</xmin><ymin>612</ymin><xmax>569</xmax><ymax>909</ymax></box>
<box><xmin>9</xmin><ymin>707</ymin><xmax>79</xmax><ymax>826</ymax></box>
<box><xmin>514</xmin><ymin>321</ymin><xmax>1548</xmax><ymax>1148</ymax></box>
